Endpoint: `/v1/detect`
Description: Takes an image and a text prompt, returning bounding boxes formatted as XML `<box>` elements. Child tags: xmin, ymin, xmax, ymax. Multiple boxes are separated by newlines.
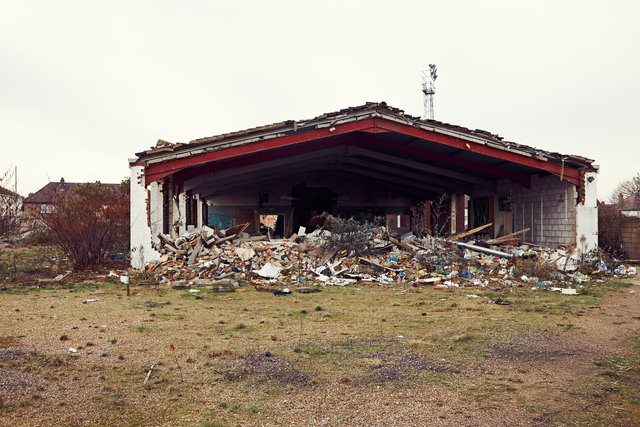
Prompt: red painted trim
<box><xmin>171</xmin><ymin>135</ymin><xmax>358</xmax><ymax>185</ymax></box>
<box><xmin>144</xmin><ymin>115</ymin><xmax>580</xmax><ymax>188</ymax></box>
<box><xmin>145</xmin><ymin>119</ymin><xmax>377</xmax><ymax>183</ymax></box>
<box><xmin>372</xmin><ymin>118</ymin><xmax>581</xmax><ymax>185</ymax></box>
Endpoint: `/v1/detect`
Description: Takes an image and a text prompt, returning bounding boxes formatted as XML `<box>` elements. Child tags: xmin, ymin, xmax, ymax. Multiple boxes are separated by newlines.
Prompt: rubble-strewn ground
<box><xmin>1</xmin><ymin>274</ymin><xmax>638</xmax><ymax>426</ymax></box>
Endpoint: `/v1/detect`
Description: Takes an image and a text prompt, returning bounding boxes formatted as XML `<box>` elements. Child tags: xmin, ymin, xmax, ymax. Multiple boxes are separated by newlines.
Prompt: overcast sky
<box><xmin>2</xmin><ymin>0</ymin><xmax>639</xmax><ymax>201</ymax></box>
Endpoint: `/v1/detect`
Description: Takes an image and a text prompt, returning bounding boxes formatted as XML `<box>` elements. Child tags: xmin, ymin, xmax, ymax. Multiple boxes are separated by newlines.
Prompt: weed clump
<box><xmin>319</xmin><ymin>214</ymin><xmax>384</xmax><ymax>256</ymax></box>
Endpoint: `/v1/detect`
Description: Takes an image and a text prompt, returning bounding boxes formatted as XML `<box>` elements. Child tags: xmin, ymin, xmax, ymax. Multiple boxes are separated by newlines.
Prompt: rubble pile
<box><xmin>135</xmin><ymin>222</ymin><xmax>636</xmax><ymax>293</ymax></box>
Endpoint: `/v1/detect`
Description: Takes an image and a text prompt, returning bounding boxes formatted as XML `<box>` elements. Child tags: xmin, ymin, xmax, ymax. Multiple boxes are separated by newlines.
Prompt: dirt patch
<box><xmin>0</xmin><ymin>349</ymin><xmax>27</xmax><ymax>363</ymax></box>
<box><xmin>225</xmin><ymin>351</ymin><xmax>312</xmax><ymax>386</ymax></box>
<box><xmin>351</xmin><ymin>342</ymin><xmax>450</xmax><ymax>384</ymax></box>
<box><xmin>491</xmin><ymin>332</ymin><xmax>589</xmax><ymax>362</ymax></box>
<box><xmin>0</xmin><ymin>367</ymin><xmax>46</xmax><ymax>406</ymax></box>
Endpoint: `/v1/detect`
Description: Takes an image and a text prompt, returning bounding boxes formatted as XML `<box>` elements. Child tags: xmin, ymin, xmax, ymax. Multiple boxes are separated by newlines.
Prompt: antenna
<box><xmin>421</xmin><ymin>64</ymin><xmax>437</xmax><ymax>120</ymax></box>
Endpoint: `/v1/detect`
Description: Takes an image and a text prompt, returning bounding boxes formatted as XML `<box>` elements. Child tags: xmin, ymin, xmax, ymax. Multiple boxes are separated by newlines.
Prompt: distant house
<box><xmin>23</xmin><ymin>178</ymin><xmax>120</xmax><ymax>215</ymax></box>
<box><xmin>620</xmin><ymin>194</ymin><xmax>640</xmax><ymax>218</ymax></box>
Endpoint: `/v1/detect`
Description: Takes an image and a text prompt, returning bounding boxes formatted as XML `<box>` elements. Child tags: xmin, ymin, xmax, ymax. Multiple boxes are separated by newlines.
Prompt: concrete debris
<box><xmin>253</xmin><ymin>262</ymin><xmax>283</xmax><ymax>279</ymax></box>
<box><xmin>138</xmin><ymin>223</ymin><xmax>622</xmax><ymax>294</ymax></box>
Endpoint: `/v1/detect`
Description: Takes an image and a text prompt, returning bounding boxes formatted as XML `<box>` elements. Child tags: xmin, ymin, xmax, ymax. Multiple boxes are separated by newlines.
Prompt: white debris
<box><xmin>234</xmin><ymin>247</ymin><xmax>256</xmax><ymax>262</ymax></box>
<box><xmin>252</xmin><ymin>262</ymin><xmax>283</xmax><ymax>279</ymax></box>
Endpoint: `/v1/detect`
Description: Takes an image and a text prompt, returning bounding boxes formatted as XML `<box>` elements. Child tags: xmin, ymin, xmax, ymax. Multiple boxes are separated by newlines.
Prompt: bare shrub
<box><xmin>430</xmin><ymin>193</ymin><xmax>450</xmax><ymax>237</ymax></box>
<box><xmin>0</xmin><ymin>168</ymin><xmax>21</xmax><ymax>239</ymax></box>
<box><xmin>319</xmin><ymin>214</ymin><xmax>383</xmax><ymax>256</ymax></box>
<box><xmin>39</xmin><ymin>181</ymin><xmax>129</xmax><ymax>270</ymax></box>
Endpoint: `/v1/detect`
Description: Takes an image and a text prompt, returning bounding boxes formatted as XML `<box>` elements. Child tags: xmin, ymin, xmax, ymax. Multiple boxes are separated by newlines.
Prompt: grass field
<box><xmin>1</xmin><ymin>274</ymin><xmax>639</xmax><ymax>425</ymax></box>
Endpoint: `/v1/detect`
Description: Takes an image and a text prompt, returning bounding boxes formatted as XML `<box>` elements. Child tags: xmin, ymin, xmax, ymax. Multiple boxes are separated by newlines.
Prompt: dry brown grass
<box><xmin>0</xmin><ymin>277</ymin><xmax>638</xmax><ymax>425</ymax></box>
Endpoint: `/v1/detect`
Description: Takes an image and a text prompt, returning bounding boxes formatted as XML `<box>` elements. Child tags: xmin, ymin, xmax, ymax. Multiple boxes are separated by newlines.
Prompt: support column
<box><xmin>196</xmin><ymin>194</ymin><xmax>203</xmax><ymax>228</ymax></box>
<box><xmin>177</xmin><ymin>192</ymin><xmax>187</xmax><ymax>235</ymax></box>
<box><xmin>455</xmin><ymin>193</ymin><xmax>465</xmax><ymax>232</ymax></box>
<box><xmin>576</xmin><ymin>171</ymin><xmax>598</xmax><ymax>254</ymax></box>
<box><xmin>489</xmin><ymin>195</ymin><xmax>496</xmax><ymax>238</ymax></box>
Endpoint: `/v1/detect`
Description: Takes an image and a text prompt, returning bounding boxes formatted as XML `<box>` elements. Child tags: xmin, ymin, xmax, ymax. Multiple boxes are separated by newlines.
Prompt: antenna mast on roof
<box><xmin>421</xmin><ymin>64</ymin><xmax>437</xmax><ymax>120</ymax></box>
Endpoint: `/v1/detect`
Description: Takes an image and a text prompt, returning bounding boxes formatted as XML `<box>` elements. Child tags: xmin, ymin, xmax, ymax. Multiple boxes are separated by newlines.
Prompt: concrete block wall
<box><xmin>506</xmin><ymin>175</ymin><xmax>577</xmax><ymax>247</ymax></box>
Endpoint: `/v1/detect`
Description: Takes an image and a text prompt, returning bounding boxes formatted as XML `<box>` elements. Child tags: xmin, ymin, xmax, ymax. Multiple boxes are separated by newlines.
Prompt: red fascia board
<box><xmin>144</xmin><ymin>115</ymin><xmax>580</xmax><ymax>188</ymax></box>
<box><xmin>144</xmin><ymin>119</ymin><xmax>377</xmax><ymax>183</ymax></box>
<box><xmin>372</xmin><ymin>118</ymin><xmax>581</xmax><ymax>185</ymax></box>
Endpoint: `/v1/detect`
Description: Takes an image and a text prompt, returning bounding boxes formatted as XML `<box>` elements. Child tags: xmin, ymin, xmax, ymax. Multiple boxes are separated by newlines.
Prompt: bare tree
<box><xmin>609</xmin><ymin>173</ymin><xmax>640</xmax><ymax>207</ymax></box>
<box><xmin>0</xmin><ymin>168</ymin><xmax>21</xmax><ymax>239</ymax></box>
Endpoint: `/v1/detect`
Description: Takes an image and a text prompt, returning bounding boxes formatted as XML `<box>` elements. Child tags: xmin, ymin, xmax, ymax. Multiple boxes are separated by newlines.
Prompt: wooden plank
<box><xmin>225</xmin><ymin>222</ymin><xmax>249</xmax><ymax>237</ymax></box>
<box><xmin>450</xmin><ymin>223</ymin><xmax>492</xmax><ymax>241</ymax></box>
<box><xmin>157</xmin><ymin>233</ymin><xmax>176</xmax><ymax>250</ymax></box>
<box><xmin>205</xmin><ymin>234</ymin><xmax>237</xmax><ymax>246</ymax></box>
<box><xmin>486</xmin><ymin>227</ymin><xmax>531</xmax><ymax>244</ymax></box>
<box><xmin>187</xmin><ymin>237</ymin><xmax>203</xmax><ymax>265</ymax></box>
<box><xmin>389</xmin><ymin>236</ymin><xmax>416</xmax><ymax>253</ymax></box>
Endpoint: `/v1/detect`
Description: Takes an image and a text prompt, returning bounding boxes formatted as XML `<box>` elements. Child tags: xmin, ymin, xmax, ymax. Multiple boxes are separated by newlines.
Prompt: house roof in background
<box><xmin>622</xmin><ymin>194</ymin><xmax>640</xmax><ymax>211</ymax></box>
<box><xmin>23</xmin><ymin>181</ymin><xmax>119</xmax><ymax>204</ymax></box>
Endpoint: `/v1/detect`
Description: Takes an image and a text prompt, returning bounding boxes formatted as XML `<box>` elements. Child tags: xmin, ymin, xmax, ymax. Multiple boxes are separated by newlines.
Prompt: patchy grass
<box><xmin>0</xmin><ymin>276</ymin><xmax>638</xmax><ymax>425</ymax></box>
<box><xmin>0</xmin><ymin>246</ymin><xmax>66</xmax><ymax>279</ymax></box>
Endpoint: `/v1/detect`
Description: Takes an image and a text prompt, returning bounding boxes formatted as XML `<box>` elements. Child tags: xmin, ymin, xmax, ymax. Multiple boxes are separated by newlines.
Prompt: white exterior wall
<box><xmin>130</xmin><ymin>165</ymin><xmax>162</xmax><ymax>269</ymax></box>
<box><xmin>575</xmin><ymin>171</ymin><xmax>598</xmax><ymax>254</ymax></box>
<box><xmin>148</xmin><ymin>180</ymin><xmax>163</xmax><ymax>247</ymax></box>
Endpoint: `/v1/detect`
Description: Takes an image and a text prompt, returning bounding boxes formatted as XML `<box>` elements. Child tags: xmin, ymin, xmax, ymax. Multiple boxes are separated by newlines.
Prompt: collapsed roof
<box><xmin>131</xmin><ymin>102</ymin><xmax>596</xmax><ymax>199</ymax></box>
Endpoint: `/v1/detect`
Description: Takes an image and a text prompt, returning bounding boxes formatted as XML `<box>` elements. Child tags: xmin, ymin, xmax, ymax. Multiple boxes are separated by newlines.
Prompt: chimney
<box><xmin>618</xmin><ymin>193</ymin><xmax>624</xmax><ymax>209</ymax></box>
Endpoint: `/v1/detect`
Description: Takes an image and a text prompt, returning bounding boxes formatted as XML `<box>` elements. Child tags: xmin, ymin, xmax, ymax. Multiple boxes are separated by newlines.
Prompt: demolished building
<box><xmin>129</xmin><ymin>102</ymin><xmax>598</xmax><ymax>269</ymax></box>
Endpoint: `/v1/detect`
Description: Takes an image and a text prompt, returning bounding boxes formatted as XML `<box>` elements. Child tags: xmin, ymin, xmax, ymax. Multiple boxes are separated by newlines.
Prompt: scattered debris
<box><xmin>132</xmin><ymin>222</ymin><xmax>626</xmax><ymax>295</ymax></box>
